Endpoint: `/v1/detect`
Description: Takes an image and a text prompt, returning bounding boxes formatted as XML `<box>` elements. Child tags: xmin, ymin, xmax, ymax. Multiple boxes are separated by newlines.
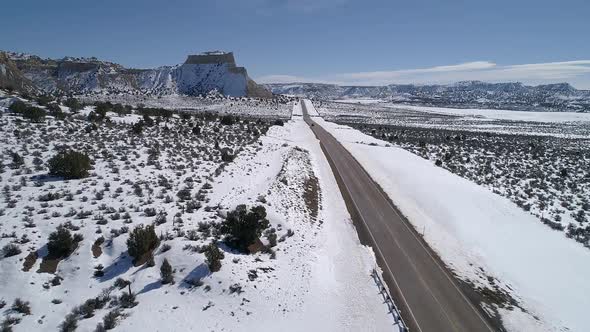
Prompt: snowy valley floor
<box><xmin>313</xmin><ymin>115</ymin><xmax>590</xmax><ymax>332</ymax></box>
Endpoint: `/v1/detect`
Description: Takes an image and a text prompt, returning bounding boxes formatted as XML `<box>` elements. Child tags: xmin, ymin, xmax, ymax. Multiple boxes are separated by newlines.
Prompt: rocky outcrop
<box><xmin>2</xmin><ymin>51</ymin><xmax>272</xmax><ymax>98</ymax></box>
<box><xmin>0</xmin><ymin>52</ymin><xmax>38</xmax><ymax>94</ymax></box>
<box><xmin>177</xmin><ymin>52</ymin><xmax>271</xmax><ymax>97</ymax></box>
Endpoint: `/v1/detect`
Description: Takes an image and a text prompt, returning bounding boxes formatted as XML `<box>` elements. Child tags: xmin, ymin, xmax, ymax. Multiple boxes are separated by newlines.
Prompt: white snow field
<box><xmin>383</xmin><ymin>103</ymin><xmax>590</xmax><ymax>123</ymax></box>
<box><xmin>0</xmin><ymin>96</ymin><xmax>396</xmax><ymax>331</ymax></box>
<box><xmin>314</xmin><ymin>111</ymin><xmax>590</xmax><ymax>332</ymax></box>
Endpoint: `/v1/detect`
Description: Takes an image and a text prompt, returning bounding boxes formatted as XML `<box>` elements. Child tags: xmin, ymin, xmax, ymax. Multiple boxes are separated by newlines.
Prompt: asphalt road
<box><xmin>301</xmin><ymin>100</ymin><xmax>496</xmax><ymax>332</ymax></box>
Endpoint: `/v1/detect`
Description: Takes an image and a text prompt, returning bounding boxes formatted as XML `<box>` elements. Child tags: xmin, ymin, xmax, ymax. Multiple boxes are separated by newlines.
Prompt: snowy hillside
<box><xmin>0</xmin><ymin>94</ymin><xmax>396</xmax><ymax>331</ymax></box>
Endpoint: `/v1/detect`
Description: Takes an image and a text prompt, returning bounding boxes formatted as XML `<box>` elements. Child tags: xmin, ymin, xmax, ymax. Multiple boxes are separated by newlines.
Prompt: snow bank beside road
<box><xmin>302</xmin><ymin>99</ymin><xmax>319</xmax><ymax>116</ymax></box>
<box><xmin>317</xmin><ymin>118</ymin><xmax>590</xmax><ymax>332</ymax></box>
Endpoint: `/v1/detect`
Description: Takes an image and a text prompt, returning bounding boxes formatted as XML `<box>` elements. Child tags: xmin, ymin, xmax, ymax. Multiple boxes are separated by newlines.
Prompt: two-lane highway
<box><xmin>301</xmin><ymin>100</ymin><xmax>496</xmax><ymax>332</ymax></box>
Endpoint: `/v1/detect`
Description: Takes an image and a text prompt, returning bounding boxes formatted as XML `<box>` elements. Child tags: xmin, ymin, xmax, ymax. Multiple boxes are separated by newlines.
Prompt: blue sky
<box><xmin>1</xmin><ymin>0</ymin><xmax>589</xmax><ymax>88</ymax></box>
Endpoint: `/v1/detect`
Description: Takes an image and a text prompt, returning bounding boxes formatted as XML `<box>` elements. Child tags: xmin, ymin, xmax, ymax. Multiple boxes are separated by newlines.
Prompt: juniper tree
<box><xmin>48</xmin><ymin>150</ymin><xmax>92</xmax><ymax>179</ymax></box>
<box><xmin>204</xmin><ymin>243</ymin><xmax>224</xmax><ymax>272</ymax></box>
<box><xmin>47</xmin><ymin>225</ymin><xmax>75</xmax><ymax>258</ymax></box>
<box><xmin>221</xmin><ymin>205</ymin><xmax>269</xmax><ymax>252</ymax></box>
<box><xmin>160</xmin><ymin>258</ymin><xmax>174</xmax><ymax>284</ymax></box>
<box><xmin>126</xmin><ymin>224</ymin><xmax>159</xmax><ymax>263</ymax></box>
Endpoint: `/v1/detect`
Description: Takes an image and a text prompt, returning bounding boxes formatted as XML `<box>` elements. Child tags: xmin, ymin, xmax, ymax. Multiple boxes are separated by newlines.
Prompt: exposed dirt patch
<box><xmin>37</xmin><ymin>257</ymin><xmax>62</xmax><ymax>274</ymax></box>
<box><xmin>37</xmin><ymin>242</ymin><xmax>80</xmax><ymax>274</ymax></box>
<box><xmin>303</xmin><ymin>174</ymin><xmax>320</xmax><ymax>221</ymax></box>
<box><xmin>275</xmin><ymin>146</ymin><xmax>321</xmax><ymax>224</ymax></box>
<box><xmin>92</xmin><ymin>239</ymin><xmax>103</xmax><ymax>258</ymax></box>
<box><xmin>22</xmin><ymin>251</ymin><xmax>38</xmax><ymax>272</ymax></box>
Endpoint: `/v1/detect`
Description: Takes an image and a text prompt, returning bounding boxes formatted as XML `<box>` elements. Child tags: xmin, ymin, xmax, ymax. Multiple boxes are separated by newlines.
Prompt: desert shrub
<box><xmin>204</xmin><ymin>243</ymin><xmax>224</xmax><ymax>272</ymax></box>
<box><xmin>131</xmin><ymin>121</ymin><xmax>144</xmax><ymax>135</ymax></box>
<box><xmin>2</xmin><ymin>244</ymin><xmax>21</xmax><ymax>258</ymax></box>
<box><xmin>36</xmin><ymin>95</ymin><xmax>53</xmax><ymax>106</ymax></box>
<box><xmin>47</xmin><ymin>225</ymin><xmax>76</xmax><ymax>258</ymax></box>
<box><xmin>220</xmin><ymin>115</ymin><xmax>235</xmax><ymax>126</ymax></box>
<box><xmin>142</xmin><ymin>114</ymin><xmax>154</xmax><ymax>126</ymax></box>
<box><xmin>38</xmin><ymin>191</ymin><xmax>61</xmax><ymax>202</ymax></box>
<box><xmin>118</xmin><ymin>292</ymin><xmax>137</xmax><ymax>308</ymax></box>
<box><xmin>160</xmin><ymin>258</ymin><xmax>174</xmax><ymax>284</ymax></box>
<box><xmin>143</xmin><ymin>208</ymin><xmax>157</xmax><ymax>217</ymax></box>
<box><xmin>192</xmin><ymin>125</ymin><xmax>201</xmax><ymax>135</ymax></box>
<box><xmin>185</xmin><ymin>229</ymin><xmax>199</xmax><ymax>241</ymax></box>
<box><xmin>267</xmin><ymin>232</ymin><xmax>277</xmax><ymax>247</ymax></box>
<box><xmin>94</xmin><ymin>102</ymin><xmax>112</xmax><ymax>119</ymax></box>
<box><xmin>273</xmin><ymin>119</ymin><xmax>284</xmax><ymax>126</ymax></box>
<box><xmin>102</xmin><ymin>308</ymin><xmax>122</xmax><ymax>330</ymax></box>
<box><xmin>48</xmin><ymin>150</ymin><xmax>92</xmax><ymax>179</ymax></box>
<box><xmin>11</xmin><ymin>298</ymin><xmax>31</xmax><ymax>315</ymax></box>
<box><xmin>221</xmin><ymin>149</ymin><xmax>234</xmax><ymax>162</ymax></box>
<box><xmin>59</xmin><ymin>313</ymin><xmax>78</xmax><ymax>332</ymax></box>
<box><xmin>64</xmin><ymin>98</ymin><xmax>82</xmax><ymax>112</ymax></box>
<box><xmin>160</xmin><ymin>243</ymin><xmax>171</xmax><ymax>252</ymax></box>
<box><xmin>8</xmin><ymin>100</ymin><xmax>27</xmax><ymax>113</ymax></box>
<box><xmin>114</xmin><ymin>278</ymin><xmax>130</xmax><ymax>290</ymax></box>
<box><xmin>176</xmin><ymin>188</ymin><xmax>191</xmax><ymax>201</ymax></box>
<box><xmin>221</xmin><ymin>205</ymin><xmax>269</xmax><ymax>252</ymax></box>
<box><xmin>155</xmin><ymin>212</ymin><xmax>167</xmax><ymax>225</ymax></box>
<box><xmin>1</xmin><ymin>317</ymin><xmax>19</xmax><ymax>332</ymax></box>
<box><xmin>78</xmin><ymin>298</ymin><xmax>101</xmax><ymax>318</ymax></box>
<box><xmin>126</xmin><ymin>224</ymin><xmax>159</xmax><ymax>262</ymax></box>
<box><xmin>47</xmin><ymin>103</ymin><xmax>65</xmax><ymax>119</ymax></box>
<box><xmin>9</xmin><ymin>152</ymin><xmax>24</xmax><ymax>169</ymax></box>
<box><xmin>21</xmin><ymin>106</ymin><xmax>45</xmax><ymax>122</ymax></box>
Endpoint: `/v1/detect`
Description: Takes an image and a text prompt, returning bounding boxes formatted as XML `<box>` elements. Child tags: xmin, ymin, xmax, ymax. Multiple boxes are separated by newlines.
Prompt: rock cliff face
<box><xmin>0</xmin><ymin>52</ymin><xmax>38</xmax><ymax>94</ymax></box>
<box><xmin>1</xmin><ymin>51</ymin><xmax>272</xmax><ymax>98</ymax></box>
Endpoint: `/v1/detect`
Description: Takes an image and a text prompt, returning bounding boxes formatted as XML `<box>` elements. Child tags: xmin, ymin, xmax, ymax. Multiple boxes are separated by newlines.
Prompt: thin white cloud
<box><xmin>285</xmin><ymin>0</ymin><xmax>348</xmax><ymax>12</ymax></box>
<box><xmin>256</xmin><ymin>74</ymin><xmax>329</xmax><ymax>84</ymax></box>
<box><xmin>238</xmin><ymin>0</ymin><xmax>348</xmax><ymax>15</ymax></box>
<box><xmin>258</xmin><ymin>60</ymin><xmax>590</xmax><ymax>89</ymax></box>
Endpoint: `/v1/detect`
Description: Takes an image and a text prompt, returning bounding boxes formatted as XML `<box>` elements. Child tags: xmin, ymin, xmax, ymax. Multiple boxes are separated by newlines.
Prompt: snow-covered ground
<box><xmin>332</xmin><ymin>98</ymin><xmax>386</xmax><ymax>105</ymax></box>
<box><xmin>314</xmin><ymin>114</ymin><xmax>590</xmax><ymax>332</ymax></box>
<box><xmin>383</xmin><ymin>103</ymin><xmax>590</xmax><ymax>123</ymax></box>
<box><xmin>0</xmin><ymin>95</ymin><xmax>396</xmax><ymax>331</ymax></box>
<box><xmin>317</xmin><ymin>100</ymin><xmax>590</xmax><ymax>138</ymax></box>
<box><xmin>78</xmin><ymin>94</ymin><xmax>294</xmax><ymax>119</ymax></box>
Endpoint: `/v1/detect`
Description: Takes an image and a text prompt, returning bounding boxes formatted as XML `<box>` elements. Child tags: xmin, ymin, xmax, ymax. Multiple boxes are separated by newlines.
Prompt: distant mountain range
<box><xmin>0</xmin><ymin>51</ymin><xmax>271</xmax><ymax>98</ymax></box>
<box><xmin>265</xmin><ymin>82</ymin><xmax>590</xmax><ymax>112</ymax></box>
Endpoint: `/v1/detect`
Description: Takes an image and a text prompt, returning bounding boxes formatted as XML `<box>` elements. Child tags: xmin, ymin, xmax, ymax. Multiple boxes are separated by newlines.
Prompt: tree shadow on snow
<box><xmin>179</xmin><ymin>263</ymin><xmax>209</xmax><ymax>289</ymax></box>
<box><xmin>138</xmin><ymin>280</ymin><xmax>162</xmax><ymax>295</ymax></box>
<box><xmin>30</xmin><ymin>174</ymin><xmax>67</xmax><ymax>183</ymax></box>
<box><xmin>216</xmin><ymin>242</ymin><xmax>246</xmax><ymax>255</ymax></box>
<box><xmin>98</xmin><ymin>252</ymin><xmax>133</xmax><ymax>282</ymax></box>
